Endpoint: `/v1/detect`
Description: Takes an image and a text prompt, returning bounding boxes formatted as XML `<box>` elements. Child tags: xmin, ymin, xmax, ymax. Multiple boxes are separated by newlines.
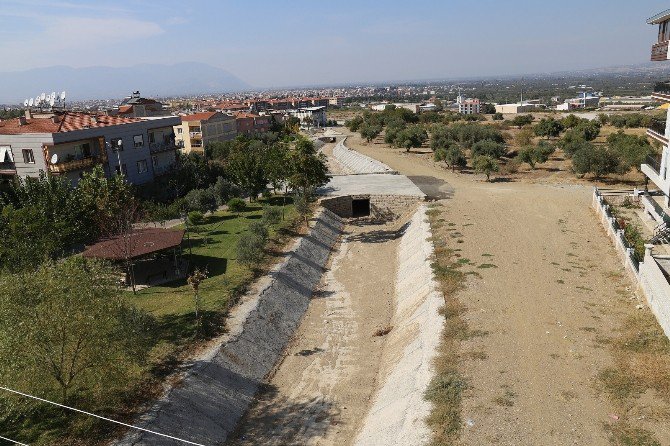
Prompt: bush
<box><xmin>493</xmin><ymin>113</ymin><xmax>504</xmax><ymax>121</ymax></box>
<box><xmin>236</xmin><ymin>232</ymin><xmax>265</xmax><ymax>267</ymax></box>
<box><xmin>185</xmin><ymin>188</ymin><xmax>217</xmax><ymax>214</ymax></box>
<box><xmin>210</xmin><ymin>177</ymin><xmax>241</xmax><ymax>206</ymax></box>
<box><xmin>227</xmin><ymin>197</ymin><xmax>247</xmax><ymax>214</ymax></box>
<box><xmin>188</xmin><ymin>211</ymin><xmax>204</xmax><ymax>226</ymax></box>
<box><xmin>472</xmin><ymin>155</ymin><xmax>500</xmax><ymax>181</ymax></box>
<box><xmin>249</xmin><ymin>221</ymin><xmax>269</xmax><ymax>241</ymax></box>
<box><xmin>434</xmin><ymin>145</ymin><xmax>467</xmax><ymax>171</ymax></box>
<box><xmin>262</xmin><ymin>206</ymin><xmax>282</xmax><ymax>225</ymax></box>
<box><xmin>572</xmin><ymin>145</ymin><xmax>621</xmax><ymax>179</ymax></box>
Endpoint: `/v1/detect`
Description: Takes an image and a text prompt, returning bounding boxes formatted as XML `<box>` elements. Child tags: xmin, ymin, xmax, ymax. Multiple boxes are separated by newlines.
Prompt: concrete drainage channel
<box><xmin>116</xmin><ymin>209</ymin><xmax>344</xmax><ymax>446</ymax></box>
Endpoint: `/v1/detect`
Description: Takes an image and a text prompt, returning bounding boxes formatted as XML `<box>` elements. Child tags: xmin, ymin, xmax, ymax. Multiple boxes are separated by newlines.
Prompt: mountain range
<box><xmin>0</xmin><ymin>62</ymin><xmax>250</xmax><ymax>103</ymax></box>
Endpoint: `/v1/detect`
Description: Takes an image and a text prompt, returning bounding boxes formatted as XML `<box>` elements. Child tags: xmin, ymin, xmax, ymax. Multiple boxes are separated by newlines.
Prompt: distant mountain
<box><xmin>0</xmin><ymin>62</ymin><xmax>250</xmax><ymax>103</ymax></box>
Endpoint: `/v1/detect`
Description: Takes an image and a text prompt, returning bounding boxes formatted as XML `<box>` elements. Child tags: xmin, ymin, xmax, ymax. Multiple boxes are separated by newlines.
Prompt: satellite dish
<box><xmin>40</xmin><ymin>93</ymin><xmax>46</xmax><ymax>101</ymax></box>
<box><xmin>28</xmin><ymin>98</ymin><xmax>34</xmax><ymax>106</ymax></box>
<box><xmin>23</xmin><ymin>99</ymin><xmax>28</xmax><ymax>107</ymax></box>
<box><xmin>50</xmin><ymin>92</ymin><xmax>56</xmax><ymax>101</ymax></box>
<box><xmin>49</xmin><ymin>97</ymin><xmax>55</xmax><ymax>107</ymax></box>
<box><xmin>50</xmin><ymin>153</ymin><xmax>58</xmax><ymax>164</ymax></box>
<box><xmin>60</xmin><ymin>91</ymin><xmax>66</xmax><ymax>101</ymax></box>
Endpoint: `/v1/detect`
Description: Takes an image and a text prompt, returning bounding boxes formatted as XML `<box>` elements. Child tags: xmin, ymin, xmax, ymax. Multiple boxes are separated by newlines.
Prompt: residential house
<box><xmin>235</xmin><ymin>112</ymin><xmax>272</xmax><ymax>135</ymax></box>
<box><xmin>290</xmin><ymin>106</ymin><xmax>327</xmax><ymax>128</ymax></box>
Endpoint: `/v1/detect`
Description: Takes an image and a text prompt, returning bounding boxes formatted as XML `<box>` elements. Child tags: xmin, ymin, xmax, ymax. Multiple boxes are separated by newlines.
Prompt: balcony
<box><xmin>149</xmin><ymin>141</ymin><xmax>179</xmax><ymax>155</ymax></box>
<box><xmin>189</xmin><ymin>132</ymin><xmax>202</xmax><ymax>139</ymax></box>
<box><xmin>49</xmin><ymin>156</ymin><xmax>99</xmax><ymax>174</ymax></box>
<box><xmin>653</xmin><ymin>81</ymin><xmax>670</xmax><ymax>102</ymax></box>
<box><xmin>0</xmin><ymin>162</ymin><xmax>16</xmax><ymax>175</ymax></box>
<box><xmin>652</xmin><ymin>41</ymin><xmax>669</xmax><ymax>61</ymax></box>
<box><xmin>647</xmin><ymin>119</ymin><xmax>669</xmax><ymax>145</ymax></box>
<box><xmin>642</xmin><ymin>154</ymin><xmax>670</xmax><ymax>194</ymax></box>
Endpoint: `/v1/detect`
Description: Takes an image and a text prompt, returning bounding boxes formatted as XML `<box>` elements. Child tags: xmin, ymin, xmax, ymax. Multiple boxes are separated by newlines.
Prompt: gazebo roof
<box><xmin>82</xmin><ymin>228</ymin><xmax>185</xmax><ymax>261</ymax></box>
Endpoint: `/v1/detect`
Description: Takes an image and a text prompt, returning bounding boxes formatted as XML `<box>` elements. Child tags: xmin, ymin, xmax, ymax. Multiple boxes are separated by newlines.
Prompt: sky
<box><xmin>0</xmin><ymin>0</ymin><xmax>669</xmax><ymax>88</ymax></box>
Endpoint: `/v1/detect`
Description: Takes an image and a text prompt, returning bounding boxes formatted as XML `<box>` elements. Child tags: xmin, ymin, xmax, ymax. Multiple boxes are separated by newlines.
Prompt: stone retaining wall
<box><xmin>321</xmin><ymin>194</ymin><xmax>421</xmax><ymax>221</ymax></box>
<box><xmin>116</xmin><ymin>209</ymin><xmax>344</xmax><ymax>446</ymax></box>
<box><xmin>354</xmin><ymin>205</ymin><xmax>443</xmax><ymax>446</ymax></box>
<box><xmin>333</xmin><ymin>137</ymin><xmax>397</xmax><ymax>175</ymax></box>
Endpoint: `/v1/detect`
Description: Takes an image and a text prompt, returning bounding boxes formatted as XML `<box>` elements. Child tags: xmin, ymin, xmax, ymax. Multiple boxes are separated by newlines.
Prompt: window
<box><xmin>177</xmin><ymin>128</ymin><xmax>183</xmax><ymax>134</ymax></box>
<box><xmin>137</xmin><ymin>159</ymin><xmax>148</xmax><ymax>174</ymax></box>
<box><xmin>114</xmin><ymin>163</ymin><xmax>127</xmax><ymax>176</ymax></box>
<box><xmin>151</xmin><ymin>155</ymin><xmax>158</xmax><ymax>167</ymax></box>
<box><xmin>0</xmin><ymin>146</ymin><xmax>14</xmax><ymax>163</ymax></box>
<box><xmin>133</xmin><ymin>135</ymin><xmax>144</xmax><ymax>148</ymax></box>
<box><xmin>149</xmin><ymin>132</ymin><xmax>156</xmax><ymax>144</ymax></box>
<box><xmin>22</xmin><ymin>149</ymin><xmax>35</xmax><ymax>164</ymax></box>
<box><xmin>73</xmin><ymin>142</ymin><xmax>91</xmax><ymax>158</ymax></box>
<box><xmin>111</xmin><ymin>137</ymin><xmax>124</xmax><ymax>152</ymax></box>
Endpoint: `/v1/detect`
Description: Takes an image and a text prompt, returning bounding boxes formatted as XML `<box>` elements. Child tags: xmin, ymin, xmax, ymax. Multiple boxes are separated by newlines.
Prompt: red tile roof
<box><xmin>0</xmin><ymin>112</ymin><xmax>143</xmax><ymax>135</ymax></box>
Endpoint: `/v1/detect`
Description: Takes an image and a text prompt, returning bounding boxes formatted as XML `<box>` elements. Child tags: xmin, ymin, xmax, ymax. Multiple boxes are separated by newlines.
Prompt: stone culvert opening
<box><xmin>352</xmin><ymin>198</ymin><xmax>371</xmax><ymax>217</ymax></box>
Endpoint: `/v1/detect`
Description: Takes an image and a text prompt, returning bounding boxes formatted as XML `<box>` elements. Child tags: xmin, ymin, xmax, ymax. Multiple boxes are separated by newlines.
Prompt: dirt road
<box><xmin>229</xmin><ymin>220</ymin><xmax>402</xmax><ymax>445</ymax></box>
<box><xmin>344</xmin><ymin>131</ymin><xmax>670</xmax><ymax>445</ymax></box>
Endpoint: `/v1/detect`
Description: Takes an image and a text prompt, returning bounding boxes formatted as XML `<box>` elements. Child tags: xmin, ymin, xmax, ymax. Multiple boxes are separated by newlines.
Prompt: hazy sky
<box><xmin>0</xmin><ymin>0</ymin><xmax>669</xmax><ymax>88</ymax></box>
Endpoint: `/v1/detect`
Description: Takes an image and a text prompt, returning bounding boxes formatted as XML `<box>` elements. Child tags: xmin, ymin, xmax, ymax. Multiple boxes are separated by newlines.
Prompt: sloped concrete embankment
<box><xmin>117</xmin><ymin>209</ymin><xmax>344</xmax><ymax>446</ymax></box>
<box><xmin>354</xmin><ymin>205</ymin><xmax>443</xmax><ymax>446</ymax></box>
<box><xmin>333</xmin><ymin>137</ymin><xmax>397</xmax><ymax>175</ymax></box>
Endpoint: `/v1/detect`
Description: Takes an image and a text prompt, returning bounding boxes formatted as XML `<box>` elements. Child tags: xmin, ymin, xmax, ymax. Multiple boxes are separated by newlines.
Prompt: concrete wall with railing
<box><xmin>593</xmin><ymin>187</ymin><xmax>670</xmax><ymax>339</ymax></box>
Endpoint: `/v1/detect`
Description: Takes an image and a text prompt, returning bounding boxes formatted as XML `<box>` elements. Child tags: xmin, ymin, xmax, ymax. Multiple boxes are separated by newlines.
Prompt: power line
<box><xmin>0</xmin><ymin>435</ymin><xmax>29</xmax><ymax>446</ymax></box>
<box><xmin>0</xmin><ymin>386</ymin><xmax>205</xmax><ymax>446</ymax></box>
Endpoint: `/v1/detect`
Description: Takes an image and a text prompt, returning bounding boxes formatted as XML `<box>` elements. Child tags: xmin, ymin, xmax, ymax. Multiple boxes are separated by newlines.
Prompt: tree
<box><xmin>473</xmin><ymin>155</ymin><xmax>500</xmax><ymax>182</ymax></box>
<box><xmin>493</xmin><ymin>112</ymin><xmax>504</xmax><ymax>121</ymax></box>
<box><xmin>395</xmin><ymin>125</ymin><xmax>428</xmax><ymax>152</ymax></box>
<box><xmin>534</xmin><ymin>118</ymin><xmax>564</xmax><ymax>139</ymax></box>
<box><xmin>0</xmin><ymin>257</ymin><xmax>154</xmax><ymax>403</ymax></box>
<box><xmin>288</xmin><ymin>138</ymin><xmax>329</xmax><ymax>195</ymax></box>
<box><xmin>561</xmin><ymin>114</ymin><xmax>583</xmax><ymax>129</ymax></box>
<box><xmin>185</xmin><ymin>188</ymin><xmax>217</xmax><ymax>214</ymax></box>
<box><xmin>518</xmin><ymin>141</ymin><xmax>555</xmax><ymax>169</ymax></box>
<box><xmin>471</xmin><ymin>139</ymin><xmax>506</xmax><ymax>159</ymax></box>
<box><xmin>345</xmin><ymin>115</ymin><xmax>364</xmax><ymax>132</ymax></box>
<box><xmin>434</xmin><ymin>145</ymin><xmax>467</xmax><ymax>171</ymax></box>
<box><xmin>226</xmin><ymin>143</ymin><xmax>268</xmax><ymax>199</ymax></box>
<box><xmin>607</xmin><ymin>130</ymin><xmax>654</xmax><ymax>172</ymax></box>
<box><xmin>359</xmin><ymin>122</ymin><xmax>383</xmax><ymax>142</ymax></box>
<box><xmin>187</xmin><ymin>267</ymin><xmax>208</xmax><ymax>331</ymax></box>
<box><xmin>481</xmin><ymin>103</ymin><xmax>496</xmax><ymax>114</ymax></box>
<box><xmin>210</xmin><ymin>176</ymin><xmax>241</xmax><ymax>206</ymax></box>
<box><xmin>572</xmin><ymin>145</ymin><xmax>621</xmax><ymax>179</ymax></box>
<box><xmin>188</xmin><ymin>210</ymin><xmax>205</xmax><ymax>226</ymax></box>
<box><xmin>511</xmin><ymin>114</ymin><xmax>534</xmax><ymax>128</ymax></box>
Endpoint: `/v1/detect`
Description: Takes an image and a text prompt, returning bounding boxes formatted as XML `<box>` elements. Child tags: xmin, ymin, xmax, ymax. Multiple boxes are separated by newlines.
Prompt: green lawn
<box><xmin>127</xmin><ymin>196</ymin><xmax>297</xmax><ymax>353</ymax></box>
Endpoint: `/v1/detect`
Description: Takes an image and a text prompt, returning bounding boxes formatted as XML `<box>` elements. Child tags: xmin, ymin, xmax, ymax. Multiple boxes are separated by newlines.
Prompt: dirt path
<box><xmin>344</xmin><ymin>131</ymin><xmax>670</xmax><ymax>445</ymax></box>
<box><xmin>229</xmin><ymin>220</ymin><xmax>402</xmax><ymax>445</ymax></box>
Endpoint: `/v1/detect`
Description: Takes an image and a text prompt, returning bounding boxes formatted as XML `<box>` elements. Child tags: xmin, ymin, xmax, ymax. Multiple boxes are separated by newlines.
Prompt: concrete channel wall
<box><xmin>354</xmin><ymin>205</ymin><xmax>443</xmax><ymax>446</ymax></box>
<box><xmin>117</xmin><ymin>209</ymin><xmax>344</xmax><ymax>446</ymax></box>
<box><xmin>333</xmin><ymin>137</ymin><xmax>397</xmax><ymax>175</ymax></box>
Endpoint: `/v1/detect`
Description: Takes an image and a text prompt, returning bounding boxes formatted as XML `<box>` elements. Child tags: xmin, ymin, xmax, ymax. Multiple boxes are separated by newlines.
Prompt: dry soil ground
<box><xmin>229</xmin><ymin>220</ymin><xmax>403</xmax><ymax>445</ymax></box>
<box><xmin>342</xmin><ymin>129</ymin><xmax>670</xmax><ymax>445</ymax></box>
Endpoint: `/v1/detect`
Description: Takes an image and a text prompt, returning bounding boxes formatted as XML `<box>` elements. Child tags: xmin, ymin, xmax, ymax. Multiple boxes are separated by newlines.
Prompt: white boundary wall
<box><xmin>354</xmin><ymin>205</ymin><xmax>443</xmax><ymax>446</ymax></box>
<box><xmin>333</xmin><ymin>137</ymin><xmax>397</xmax><ymax>175</ymax></box>
<box><xmin>593</xmin><ymin>187</ymin><xmax>670</xmax><ymax>338</ymax></box>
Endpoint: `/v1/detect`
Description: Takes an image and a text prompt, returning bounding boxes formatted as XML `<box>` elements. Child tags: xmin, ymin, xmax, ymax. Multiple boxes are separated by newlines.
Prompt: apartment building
<box><xmin>115</xmin><ymin>91</ymin><xmax>169</xmax><ymax>118</ymax></box>
<box><xmin>457</xmin><ymin>95</ymin><xmax>481</xmax><ymax>115</ymax></box>
<box><xmin>235</xmin><ymin>112</ymin><xmax>272</xmax><ymax>135</ymax></box>
<box><xmin>174</xmin><ymin>111</ymin><xmax>236</xmax><ymax>153</ymax></box>
<box><xmin>0</xmin><ymin>111</ymin><xmax>181</xmax><ymax>185</ymax></box>
<box><xmin>642</xmin><ymin>9</ymin><xmax>670</xmax><ymax>207</ymax></box>
<box><xmin>290</xmin><ymin>106</ymin><xmax>327</xmax><ymax>127</ymax></box>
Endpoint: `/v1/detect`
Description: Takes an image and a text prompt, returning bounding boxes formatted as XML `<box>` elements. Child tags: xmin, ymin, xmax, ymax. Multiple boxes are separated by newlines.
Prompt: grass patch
<box><xmin>556</xmin><ymin>279</ymin><xmax>565</xmax><ymax>284</ymax></box>
<box><xmin>425</xmin><ymin>204</ymin><xmax>472</xmax><ymax>445</ymax></box>
<box><xmin>605</xmin><ymin>423</ymin><xmax>661</xmax><ymax>446</ymax></box>
<box><xmin>481</xmin><ymin>253</ymin><xmax>494</xmax><ymax>257</ymax></box>
<box><xmin>478</xmin><ymin>263</ymin><xmax>497</xmax><ymax>269</ymax></box>
<box><xmin>493</xmin><ymin>388</ymin><xmax>516</xmax><ymax>407</ymax></box>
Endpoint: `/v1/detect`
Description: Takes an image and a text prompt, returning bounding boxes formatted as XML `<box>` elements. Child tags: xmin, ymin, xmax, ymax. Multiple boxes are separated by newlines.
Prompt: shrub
<box><xmin>434</xmin><ymin>145</ymin><xmax>467</xmax><ymax>171</ymax></box>
<box><xmin>472</xmin><ymin>155</ymin><xmax>499</xmax><ymax>182</ymax></box>
<box><xmin>236</xmin><ymin>232</ymin><xmax>265</xmax><ymax>267</ymax></box>
<box><xmin>572</xmin><ymin>145</ymin><xmax>621</xmax><ymax>179</ymax></box>
<box><xmin>493</xmin><ymin>113</ymin><xmax>504</xmax><ymax>121</ymax></box>
<box><xmin>249</xmin><ymin>221</ymin><xmax>269</xmax><ymax>241</ymax></box>
<box><xmin>471</xmin><ymin>139</ymin><xmax>506</xmax><ymax>159</ymax></box>
<box><xmin>262</xmin><ymin>206</ymin><xmax>282</xmax><ymax>225</ymax></box>
<box><xmin>227</xmin><ymin>197</ymin><xmax>247</xmax><ymax>214</ymax></box>
<box><xmin>187</xmin><ymin>211</ymin><xmax>204</xmax><ymax>226</ymax></box>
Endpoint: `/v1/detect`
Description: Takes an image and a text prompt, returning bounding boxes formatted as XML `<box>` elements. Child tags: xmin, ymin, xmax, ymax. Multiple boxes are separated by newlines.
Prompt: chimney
<box><xmin>18</xmin><ymin>116</ymin><xmax>27</xmax><ymax>126</ymax></box>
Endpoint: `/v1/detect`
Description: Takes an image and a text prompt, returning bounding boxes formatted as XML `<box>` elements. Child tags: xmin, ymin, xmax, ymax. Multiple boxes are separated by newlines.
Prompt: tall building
<box><xmin>642</xmin><ymin>9</ymin><xmax>670</xmax><ymax>207</ymax></box>
<box><xmin>0</xmin><ymin>110</ymin><xmax>180</xmax><ymax>185</ymax></box>
<box><xmin>174</xmin><ymin>112</ymin><xmax>236</xmax><ymax>154</ymax></box>
<box><xmin>457</xmin><ymin>94</ymin><xmax>481</xmax><ymax>115</ymax></box>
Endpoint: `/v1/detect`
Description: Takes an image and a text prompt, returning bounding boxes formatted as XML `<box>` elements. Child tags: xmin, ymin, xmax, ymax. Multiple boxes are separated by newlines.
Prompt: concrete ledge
<box><xmin>116</xmin><ymin>209</ymin><xmax>344</xmax><ymax>446</ymax></box>
<box><xmin>354</xmin><ymin>205</ymin><xmax>442</xmax><ymax>446</ymax></box>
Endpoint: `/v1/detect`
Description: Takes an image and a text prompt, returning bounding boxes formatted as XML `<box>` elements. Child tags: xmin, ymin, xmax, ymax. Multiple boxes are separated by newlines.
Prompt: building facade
<box><xmin>235</xmin><ymin>112</ymin><xmax>272</xmax><ymax>135</ymax></box>
<box><xmin>115</xmin><ymin>91</ymin><xmax>169</xmax><ymax>118</ymax></box>
<box><xmin>0</xmin><ymin>111</ymin><xmax>180</xmax><ymax>185</ymax></box>
<box><xmin>174</xmin><ymin>111</ymin><xmax>236</xmax><ymax>153</ymax></box>
<box><xmin>289</xmin><ymin>106</ymin><xmax>327</xmax><ymax>127</ymax></box>
<box><xmin>642</xmin><ymin>9</ymin><xmax>670</xmax><ymax>207</ymax></box>
<box><xmin>457</xmin><ymin>95</ymin><xmax>481</xmax><ymax>115</ymax></box>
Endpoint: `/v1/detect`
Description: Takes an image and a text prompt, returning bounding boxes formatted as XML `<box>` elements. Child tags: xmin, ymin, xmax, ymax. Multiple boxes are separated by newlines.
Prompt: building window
<box><xmin>177</xmin><ymin>128</ymin><xmax>183</xmax><ymax>134</ymax></box>
<box><xmin>149</xmin><ymin>132</ymin><xmax>156</xmax><ymax>144</ymax></box>
<box><xmin>0</xmin><ymin>146</ymin><xmax>14</xmax><ymax>163</ymax></box>
<box><xmin>111</xmin><ymin>137</ymin><xmax>124</xmax><ymax>152</ymax></box>
<box><xmin>152</xmin><ymin>155</ymin><xmax>158</xmax><ymax>167</ymax></box>
<box><xmin>137</xmin><ymin>159</ymin><xmax>148</xmax><ymax>174</ymax></box>
<box><xmin>133</xmin><ymin>135</ymin><xmax>144</xmax><ymax>148</ymax></box>
<box><xmin>73</xmin><ymin>142</ymin><xmax>91</xmax><ymax>158</ymax></box>
<box><xmin>114</xmin><ymin>163</ymin><xmax>127</xmax><ymax>176</ymax></box>
<box><xmin>22</xmin><ymin>149</ymin><xmax>35</xmax><ymax>164</ymax></box>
